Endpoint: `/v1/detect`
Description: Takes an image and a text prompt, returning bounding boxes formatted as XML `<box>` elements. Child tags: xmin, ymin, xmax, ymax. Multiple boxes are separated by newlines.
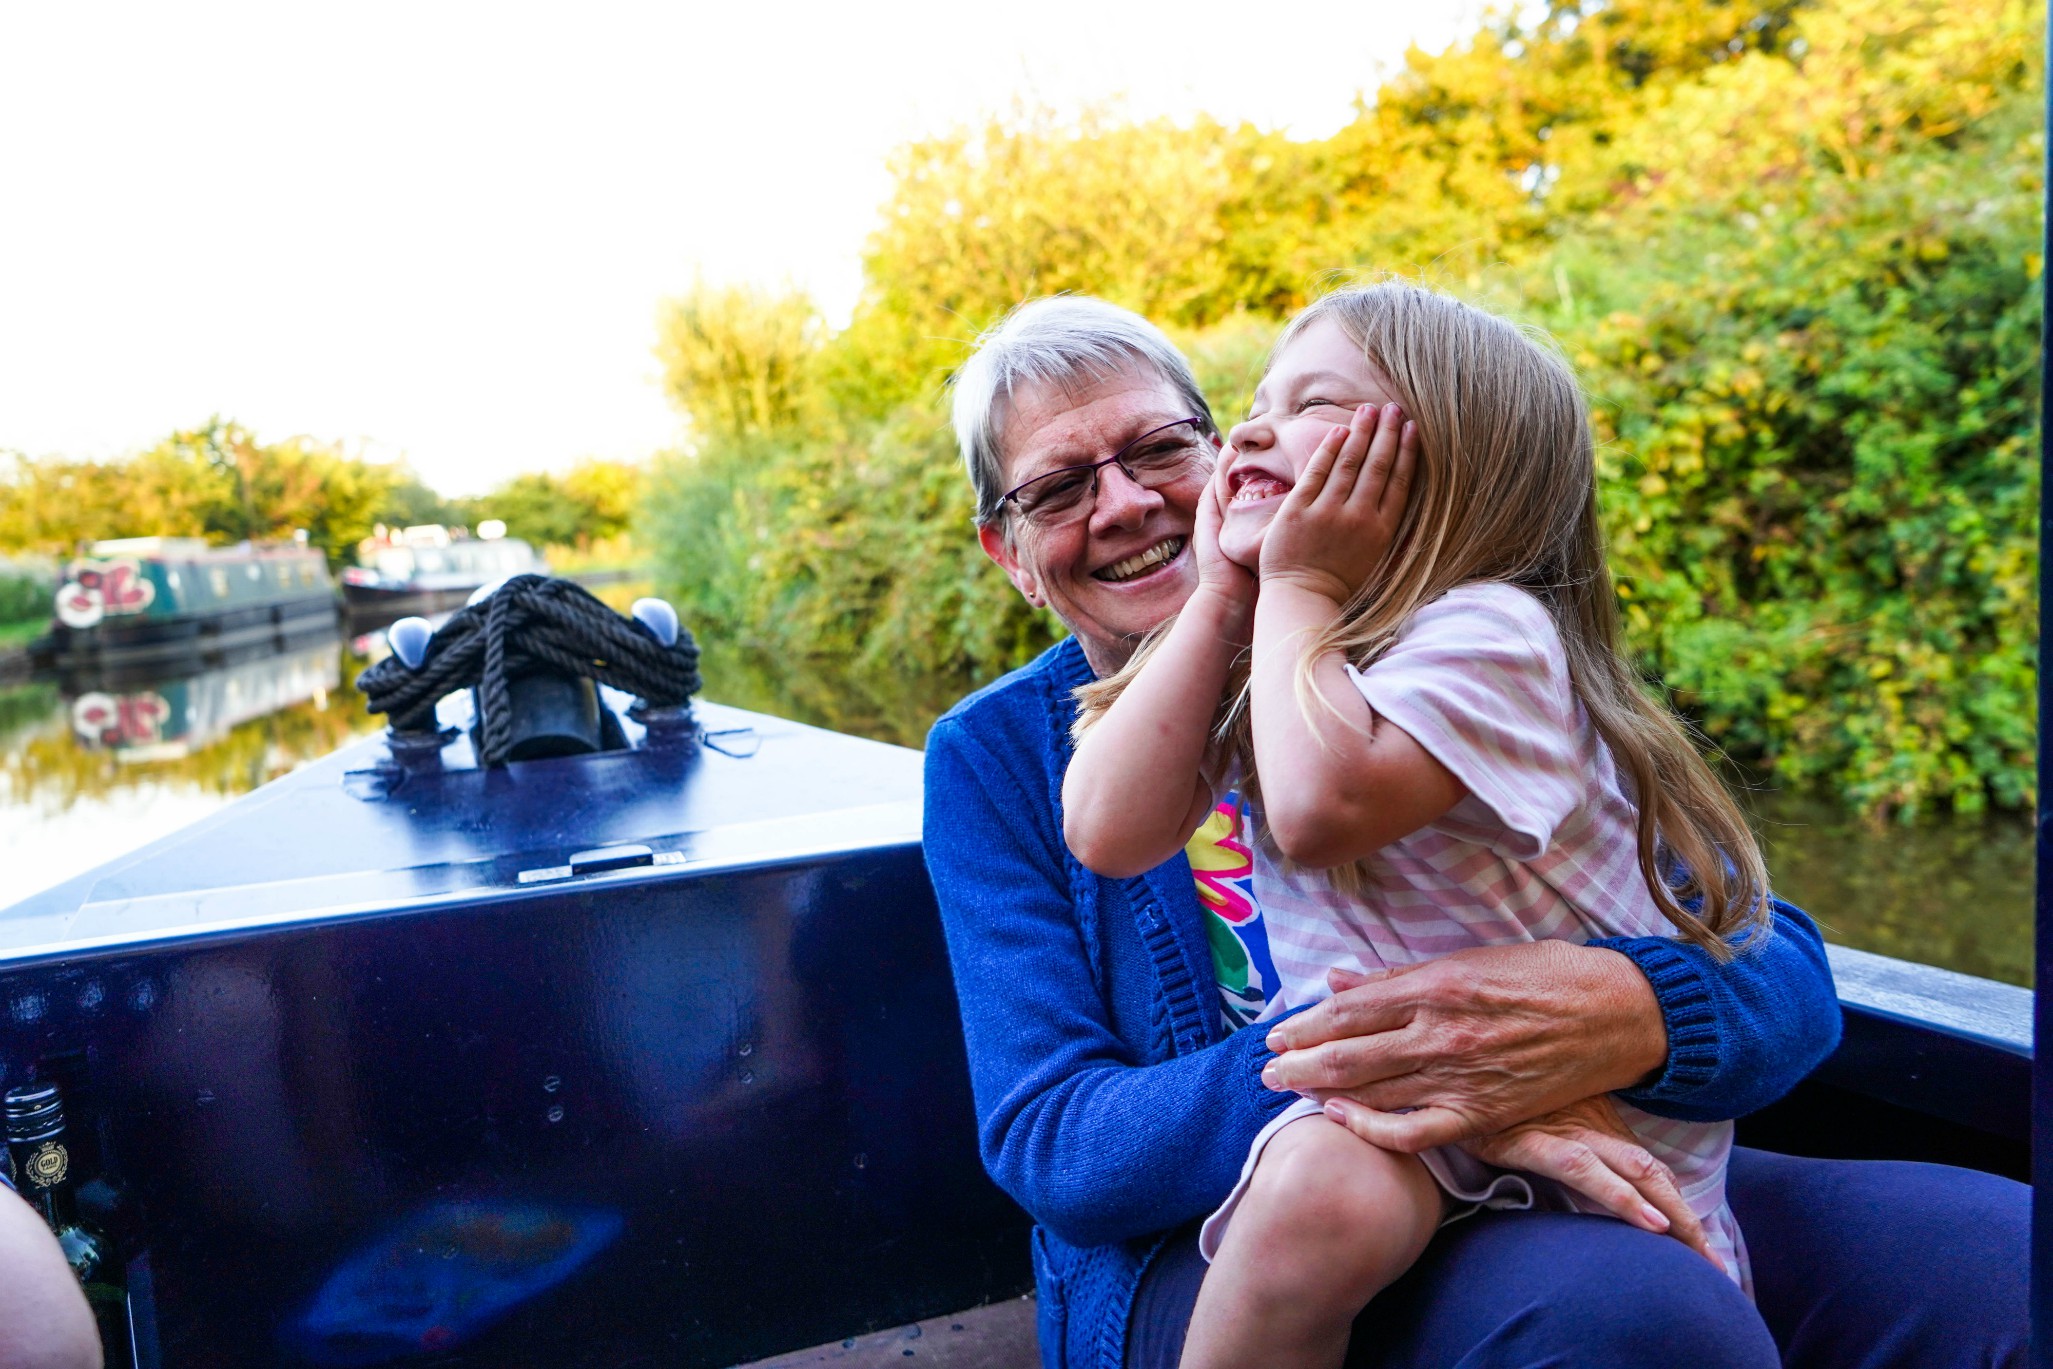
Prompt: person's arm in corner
<box><xmin>926</xmin><ymin>713</ymin><xmax>1297</xmax><ymax>1249</ymax></box>
<box><xmin>0</xmin><ymin>1182</ymin><xmax>101</xmax><ymax>1369</ymax></box>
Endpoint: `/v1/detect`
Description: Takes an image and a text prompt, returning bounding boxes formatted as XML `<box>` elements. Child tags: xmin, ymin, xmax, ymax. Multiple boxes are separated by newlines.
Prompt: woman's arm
<box><xmin>1262</xmin><ymin>903</ymin><xmax>1841</xmax><ymax>1146</ymax></box>
<box><xmin>927</xmin><ymin>713</ymin><xmax>1298</xmax><ymax>1248</ymax></box>
<box><xmin>1600</xmin><ymin>897</ymin><xmax>1841</xmax><ymax>1120</ymax></box>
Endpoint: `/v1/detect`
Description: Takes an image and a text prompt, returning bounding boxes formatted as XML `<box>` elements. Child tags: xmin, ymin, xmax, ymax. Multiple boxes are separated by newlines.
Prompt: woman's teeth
<box><xmin>1097</xmin><ymin>537</ymin><xmax>1186</xmax><ymax>583</ymax></box>
<box><xmin>1231</xmin><ymin>477</ymin><xmax>1286</xmax><ymax>504</ymax></box>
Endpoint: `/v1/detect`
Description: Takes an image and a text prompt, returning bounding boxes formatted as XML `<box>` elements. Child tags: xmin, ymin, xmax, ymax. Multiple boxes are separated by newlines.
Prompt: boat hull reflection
<box><xmin>66</xmin><ymin>638</ymin><xmax>342</xmax><ymax>761</ymax></box>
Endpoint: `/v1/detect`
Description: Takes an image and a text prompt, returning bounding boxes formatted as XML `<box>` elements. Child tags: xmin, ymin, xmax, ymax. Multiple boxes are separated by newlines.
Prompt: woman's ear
<box><xmin>977</xmin><ymin>523</ymin><xmax>1044</xmax><ymax>607</ymax></box>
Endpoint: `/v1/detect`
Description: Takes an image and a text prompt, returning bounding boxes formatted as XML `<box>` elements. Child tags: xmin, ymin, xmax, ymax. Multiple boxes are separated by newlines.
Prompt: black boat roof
<box><xmin>0</xmin><ymin>696</ymin><xmax>924</xmax><ymax>963</ymax></box>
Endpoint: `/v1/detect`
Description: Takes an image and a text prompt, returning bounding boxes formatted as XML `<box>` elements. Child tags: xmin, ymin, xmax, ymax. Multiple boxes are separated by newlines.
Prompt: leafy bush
<box><xmin>644</xmin><ymin>0</ymin><xmax>2041</xmax><ymax>813</ymax></box>
<box><xmin>0</xmin><ymin>560</ymin><xmax>51</xmax><ymax>627</ymax></box>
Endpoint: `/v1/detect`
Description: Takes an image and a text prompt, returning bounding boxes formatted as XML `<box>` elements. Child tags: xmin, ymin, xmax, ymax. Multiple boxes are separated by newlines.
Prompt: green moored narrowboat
<box><xmin>44</xmin><ymin>537</ymin><xmax>339</xmax><ymax>674</ymax></box>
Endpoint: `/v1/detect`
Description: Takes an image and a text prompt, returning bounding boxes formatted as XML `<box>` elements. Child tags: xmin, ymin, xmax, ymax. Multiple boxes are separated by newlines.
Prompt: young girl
<box><xmin>1061</xmin><ymin>282</ymin><xmax>1772</xmax><ymax>1369</ymax></box>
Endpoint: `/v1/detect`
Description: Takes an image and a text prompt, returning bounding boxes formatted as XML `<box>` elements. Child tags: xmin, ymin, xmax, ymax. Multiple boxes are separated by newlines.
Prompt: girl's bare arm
<box><xmin>1249</xmin><ymin>404</ymin><xmax>1459</xmax><ymax>868</ymax></box>
<box><xmin>1064</xmin><ymin>591</ymin><xmax>1245</xmax><ymax>876</ymax></box>
<box><xmin>1062</xmin><ymin>462</ymin><xmax>1253</xmax><ymax>877</ymax></box>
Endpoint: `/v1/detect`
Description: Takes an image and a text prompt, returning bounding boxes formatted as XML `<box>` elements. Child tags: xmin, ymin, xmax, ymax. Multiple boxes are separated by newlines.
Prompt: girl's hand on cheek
<box><xmin>1258</xmin><ymin>403</ymin><xmax>1416</xmax><ymax>604</ymax></box>
<box><xmin>1193</xmin><ymin>454</ymin><xmax>1256</xmax><ymax>637</ymax></box>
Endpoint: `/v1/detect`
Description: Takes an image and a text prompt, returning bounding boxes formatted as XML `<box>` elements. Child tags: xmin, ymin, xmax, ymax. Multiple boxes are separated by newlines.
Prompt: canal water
<box><xmin>0</xmin><ymin>633</ymin><xmax>2034</xmax><ymax>987</ymax></box>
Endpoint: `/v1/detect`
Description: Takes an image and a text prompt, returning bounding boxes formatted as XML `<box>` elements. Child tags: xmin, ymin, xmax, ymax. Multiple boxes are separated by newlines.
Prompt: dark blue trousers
<box><xmin>1127</xmin><ymin>1148</ymin><xmax>2027</xmax><ymax>1367</ymax></box>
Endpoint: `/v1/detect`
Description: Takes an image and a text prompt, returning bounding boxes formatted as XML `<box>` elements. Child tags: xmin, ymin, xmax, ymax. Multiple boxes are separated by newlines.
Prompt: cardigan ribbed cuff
<box><xmin>1589</xmin><ymin>934</ymin><xmax>1721</xmax><ymax>1106</ymax></box>
<box><xmin>1235</xmin><ymin>1006</ymin><xmax>1315</xmax><ymax>1118</ymax></box>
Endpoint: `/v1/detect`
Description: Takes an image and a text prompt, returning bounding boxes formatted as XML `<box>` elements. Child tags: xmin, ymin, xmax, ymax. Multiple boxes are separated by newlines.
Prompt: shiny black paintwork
<box><xmin>0</xmin><ymin>687</ymin><xmax>2036</xmax><ymax>1366</ymax></box>
<box><xmin>0</xmin><ymin>700</ymin><xmax>1029</xmax><ymax>1367</ymax></box>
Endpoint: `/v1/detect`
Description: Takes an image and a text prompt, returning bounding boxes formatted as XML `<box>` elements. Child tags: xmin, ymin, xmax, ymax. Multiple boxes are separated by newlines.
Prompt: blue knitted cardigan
<box><xmin>922</xmin><ymin>637</ymin><xmax>1842</xmax><ymax>1369</ymax></box>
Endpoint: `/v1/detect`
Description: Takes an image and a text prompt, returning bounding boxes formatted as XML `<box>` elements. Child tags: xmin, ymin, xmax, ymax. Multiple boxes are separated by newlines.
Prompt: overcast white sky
<box><xmin>0</xmin><ymin>2</ymin><xmax>1478</xmax><ymax>496</ymax></box>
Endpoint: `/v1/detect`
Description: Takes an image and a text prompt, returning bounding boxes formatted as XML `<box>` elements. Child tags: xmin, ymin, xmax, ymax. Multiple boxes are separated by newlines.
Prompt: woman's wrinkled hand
<box><xmin>1434</xmin><ymin>1094</ymin><xmax>1716</xmax><ymax>1266</ymax></box>
<box><xmin>1261</xmin><ymin>942</ymin><xmax>1669</xmax><ymax>1150</ymax></box>
<box><xmin>1257</xmin><ymin>402</ymin><xmax>1415</xmax><ymax>604</ymax></box>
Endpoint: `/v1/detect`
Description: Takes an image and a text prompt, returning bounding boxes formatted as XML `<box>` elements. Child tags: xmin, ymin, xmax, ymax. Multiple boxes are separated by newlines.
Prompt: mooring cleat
<box><xmin>389</xmin><ymin>617</ymin><xmax>434</xmax><ymax>670</ymax></box>
<box><xmin>630</xmin><ymin>598</ymin><xmax>680</xmax><ymax>647</ymax></box>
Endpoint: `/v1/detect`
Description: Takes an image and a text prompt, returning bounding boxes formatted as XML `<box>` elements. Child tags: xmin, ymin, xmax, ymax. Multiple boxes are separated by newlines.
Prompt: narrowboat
<box><xmin>0</xmin><ymin>579</ymin><xmax>2031</xmax><ymax>1369</ymax></box>
<box><xmin>340</xmin><ymin>527</ymin><xmax>546</xmax><ymax>620</ymax></box>
<box><xmin>43</xmin><ymin>539</ymin><xmax>338</xmax><ymax>675</ymax></box>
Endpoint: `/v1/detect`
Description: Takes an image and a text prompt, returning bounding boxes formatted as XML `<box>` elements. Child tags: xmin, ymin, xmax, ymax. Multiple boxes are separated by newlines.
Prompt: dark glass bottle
<box><xmin>5</xmin><ymin>1082</ymin><xmax>127</xmax><ymax>1357</ymax></box>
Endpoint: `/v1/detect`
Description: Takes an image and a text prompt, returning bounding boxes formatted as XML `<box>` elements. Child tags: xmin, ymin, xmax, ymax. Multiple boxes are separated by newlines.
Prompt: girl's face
<box><xmin>1219</xmin><ymin>316</ymin><xmax>1399</xmax><ymax>567</ymax></box>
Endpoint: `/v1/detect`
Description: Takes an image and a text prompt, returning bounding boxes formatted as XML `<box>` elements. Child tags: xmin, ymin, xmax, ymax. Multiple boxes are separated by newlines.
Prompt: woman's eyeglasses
<box><xmin>1000</xmin><ymin>417</ymin><xmax>1213</xmax><ymax>529</ymax></box>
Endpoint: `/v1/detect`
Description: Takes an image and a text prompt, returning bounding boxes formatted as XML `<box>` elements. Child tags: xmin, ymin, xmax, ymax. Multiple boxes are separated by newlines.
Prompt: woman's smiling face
<box><xmin>976</xmin><ymin>369</ymin><xmax>1216</xmax><ymax>674</ymax></box>
<box><xmin>1219</xmin><ymin>317</ymin><xmax>1397</xmax><ymax>567</ymax></box>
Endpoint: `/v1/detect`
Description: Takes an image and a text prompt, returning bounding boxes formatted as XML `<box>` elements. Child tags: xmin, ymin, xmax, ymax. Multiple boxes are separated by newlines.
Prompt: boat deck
<box><xmin>0</xmin><ymin>693</ymin><xmax>2031</xmax><ymax>1367</ymax></box>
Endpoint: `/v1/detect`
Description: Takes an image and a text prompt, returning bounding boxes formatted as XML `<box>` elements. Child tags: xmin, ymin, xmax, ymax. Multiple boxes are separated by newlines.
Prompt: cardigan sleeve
<box><xmin>1595</xmin><ymin>896</ymin><xmax>1842</xmax><ymax>1122</ymax></box>
<box><xmin>923</xmin><ymin>713</ymin><xmax>1298</xmax><ymax>1249</ymax></box>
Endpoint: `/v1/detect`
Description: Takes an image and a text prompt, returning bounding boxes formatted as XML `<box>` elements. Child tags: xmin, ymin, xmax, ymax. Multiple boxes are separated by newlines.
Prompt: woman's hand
<box><xmin>1191</xmin><ymin>453</ymin><xmax>1255</xmax><ymax>644</ymax></box>
<box><xmin>1261</xmin><ymin>941</ymin><xmax>1669</xmax><ymax>1149</ymax></box>
<box><xmin>1258</xmin><ymin>402</ymin><xmax>1415</xmax><ymax>603</ymax></box>
<box><xmin>1428</xmin><ymin>1095</ymin><xmax>1717</xmax><ymax>1265</ymax></box>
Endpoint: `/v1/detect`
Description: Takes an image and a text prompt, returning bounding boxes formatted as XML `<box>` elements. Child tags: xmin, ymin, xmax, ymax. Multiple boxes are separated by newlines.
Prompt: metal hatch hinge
<box><xmin>516</xmin><ymin>845</ymin><xmax>686</xmax><ymax>885</ymax></box>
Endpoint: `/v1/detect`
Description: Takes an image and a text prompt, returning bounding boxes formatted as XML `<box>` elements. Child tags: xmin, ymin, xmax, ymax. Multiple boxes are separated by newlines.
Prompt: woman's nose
<box><xmin>1090</xmin><ymin>462</ymin><xmax>1161</xmax><ymax>530</ymax></box>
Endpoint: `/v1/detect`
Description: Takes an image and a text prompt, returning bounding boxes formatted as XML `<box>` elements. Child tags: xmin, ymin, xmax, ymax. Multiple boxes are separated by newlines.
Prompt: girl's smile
<box><xmin>1226</xmin><ymin>466</ymin><xmax>1290</xmax><ymax>505</ymax></box>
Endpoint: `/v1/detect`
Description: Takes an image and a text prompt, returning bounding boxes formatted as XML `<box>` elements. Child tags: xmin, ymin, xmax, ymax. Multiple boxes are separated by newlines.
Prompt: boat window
<box><xmin>414</xmin><ymin>549</ymin><xmax>446</xmax><ymax>573</ymax></box>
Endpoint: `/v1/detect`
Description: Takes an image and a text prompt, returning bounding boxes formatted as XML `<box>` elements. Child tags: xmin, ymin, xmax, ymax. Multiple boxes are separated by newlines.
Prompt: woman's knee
<box><xmin>1730</xmin><ymin>1150</ymin><xmax>2027</xmax><ymax>1368</ymax></box>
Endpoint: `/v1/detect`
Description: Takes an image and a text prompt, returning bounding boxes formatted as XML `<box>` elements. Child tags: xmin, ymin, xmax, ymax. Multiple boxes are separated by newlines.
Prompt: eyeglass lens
<box><xmin>1011</xmin><ymin>421</ymin><xmax>1209</xmax><ymax>524</ymax></box>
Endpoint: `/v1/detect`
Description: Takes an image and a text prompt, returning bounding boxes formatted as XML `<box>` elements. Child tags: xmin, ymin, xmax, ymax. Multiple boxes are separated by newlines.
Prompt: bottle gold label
<box><xmin>24</xmin><ymin>1142</ymin><xmax>66</xmax><ymax>1189</ymax></box>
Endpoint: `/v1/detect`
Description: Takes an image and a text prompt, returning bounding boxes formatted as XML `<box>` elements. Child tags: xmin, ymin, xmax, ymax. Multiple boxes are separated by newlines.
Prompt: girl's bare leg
<box><xmin>1180</xmin><ymin>1116</ymin><xmax>1441</xmax><ymax>1369</ymax></box>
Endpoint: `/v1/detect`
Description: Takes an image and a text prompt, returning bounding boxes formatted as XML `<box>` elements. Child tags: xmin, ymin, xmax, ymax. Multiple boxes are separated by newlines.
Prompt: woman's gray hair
<box><xmin>951</xmin><ymin>296</ymin><xmax>1215</xmax><ymax>527</ymax></box>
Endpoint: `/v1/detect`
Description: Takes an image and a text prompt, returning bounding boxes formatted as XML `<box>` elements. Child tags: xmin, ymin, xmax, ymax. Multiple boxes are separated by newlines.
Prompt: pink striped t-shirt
<box><xmin>1250</xmin><ymin>581</ymin><xmax>1749</xmax><ymax>1288</ymax></box>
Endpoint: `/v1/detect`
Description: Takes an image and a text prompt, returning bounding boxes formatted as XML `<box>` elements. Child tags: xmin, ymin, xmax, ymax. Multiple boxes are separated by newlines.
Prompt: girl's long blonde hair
<box><xmin>1075</xmin><ymin>281</ymin><xmax>1770</xmax><ymax>956</ymax></box>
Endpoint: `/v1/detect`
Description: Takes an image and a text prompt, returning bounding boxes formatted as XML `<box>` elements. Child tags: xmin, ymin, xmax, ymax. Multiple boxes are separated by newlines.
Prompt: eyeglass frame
<box><xmin>997</xmin><ymin>416</ymin><xmax>1216</xmax><ymax>527</ymax></box>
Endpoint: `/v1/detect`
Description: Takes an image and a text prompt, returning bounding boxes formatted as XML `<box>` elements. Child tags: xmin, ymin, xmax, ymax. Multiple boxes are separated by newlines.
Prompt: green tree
<box><xmin>474</xmin><ymin>459</ymin><xmax>646</xmax><ymax>550</ymax></box>
<box><xmin>641</xmin><ymin>0</ymin><xmax>2041</xmax><ymax>815</ymax></box>
<box><xmin>0</xmin><ymin>419</ymin><xmax>413</xmax><ymax>568</ymax></box>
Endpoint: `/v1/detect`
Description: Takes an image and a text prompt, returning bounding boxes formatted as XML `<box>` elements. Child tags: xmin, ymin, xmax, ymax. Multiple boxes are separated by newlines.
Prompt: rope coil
<box><xmin>359</xmin><ymin>575</ymin><xmax>700</xmax><ymax>765</ymax></box>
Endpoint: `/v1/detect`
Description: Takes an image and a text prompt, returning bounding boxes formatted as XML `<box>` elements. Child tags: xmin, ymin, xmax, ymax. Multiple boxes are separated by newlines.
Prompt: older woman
<box><xmin>921</xmin><ymin>295</ymin><xmax>2026</xmax><ymax>1368</ymax></box>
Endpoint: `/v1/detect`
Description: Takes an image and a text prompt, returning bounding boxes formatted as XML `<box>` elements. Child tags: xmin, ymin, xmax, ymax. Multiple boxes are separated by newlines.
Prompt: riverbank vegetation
<box><xmin>0</xmin><ymin>420</ymin><xmax>645</xmax><ymax>569</ymax></box>
<box><xmin>645</xmin><ymin>0</ymin><xmax>2042</xmax><ymax>821</ymax></box>
<box><xmin>0</xmin><ymin>561</ymin><xmax>53</xmax><ymax>647</ymax></box>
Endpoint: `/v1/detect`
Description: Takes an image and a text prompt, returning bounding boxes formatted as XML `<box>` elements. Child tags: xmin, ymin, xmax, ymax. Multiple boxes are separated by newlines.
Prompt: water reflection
<box><xmin>0</xmin><ymin>636</ymin><xmax>382</xmax><ymax>901</ymax></box>
<box><xmin>1751</xmin><ymin>794</ymin><xmax>2033</xmax><ymax>988</ymax></box>
<box><xmin>68</xmin><ymin>638</ymin><xmax>343</xmax><ymax>760</ymax></box>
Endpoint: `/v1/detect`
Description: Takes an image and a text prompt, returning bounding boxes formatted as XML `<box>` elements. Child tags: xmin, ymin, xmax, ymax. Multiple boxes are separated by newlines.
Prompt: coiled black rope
<box><xmin>359</xmin><ymin>575</ymin><xmax>700</xmax><ymax>765</ymax></box>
